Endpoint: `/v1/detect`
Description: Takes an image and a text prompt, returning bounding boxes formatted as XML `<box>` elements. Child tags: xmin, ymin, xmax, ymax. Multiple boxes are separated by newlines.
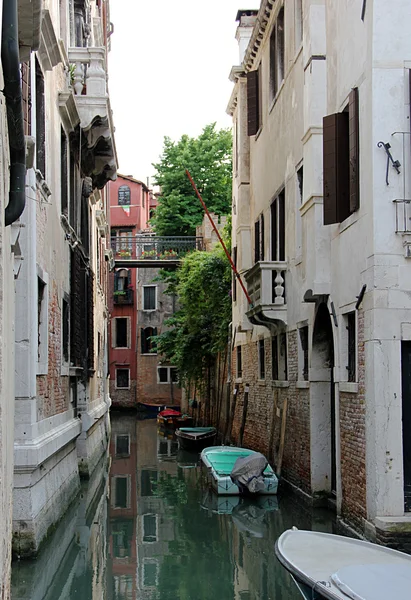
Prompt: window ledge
<box><xmin>339</xmin><ymin>211</ymin><xmax>359</xmax><ymax>234</ymax></box>
<box><xmin>296</xmin><ymin>380</ymin><xmax>310</xmax><ymax>389</ymax></box>
<box><xmin>61</xmin><ymin>364</ymin><xmax>69</xmax><ymax>377</ymax></box>
<box><xmin>141</xmin><ymin>353</ymin><xmax>158</xmax><ymax>357</ymax></box>
<box><xmin>272</xmin><ymin>380</ymin><xmax>289</xmax><ymax>388</ymax></box>
<box><xmin>339</xmin><ymin>382</ymin><xmax>359</xmax><ymax>394</ymax></box>
<box><xmin>254</xmin><ymin>125</ymin><xmax>263</xmax><ymax>142</ymax></box>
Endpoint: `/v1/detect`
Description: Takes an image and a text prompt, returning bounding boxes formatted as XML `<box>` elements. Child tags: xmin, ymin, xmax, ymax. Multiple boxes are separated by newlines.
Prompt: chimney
<box><xmin>235</xmin><ymin>10</ymin><xmax>258</xmax><ymax>64</ymax></box>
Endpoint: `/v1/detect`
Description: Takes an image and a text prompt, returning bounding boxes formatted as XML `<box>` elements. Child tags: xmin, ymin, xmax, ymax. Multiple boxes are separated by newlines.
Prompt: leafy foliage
<box><xmin>151</xmin><ymin>123</ymin><xmax>232</xmax><ymax>236</ymax></box>
<box><xmin>155</xmin><ymin>246</ymin><xmax>231</xmax><ymax>389</ymax></box>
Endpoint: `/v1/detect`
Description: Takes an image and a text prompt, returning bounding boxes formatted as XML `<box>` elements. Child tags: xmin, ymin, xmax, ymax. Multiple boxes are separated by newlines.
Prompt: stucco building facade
<box><xmin>12</xmin><ymin>0</ymin><xmax>117</xmax><ymax>559</ymax></box>
<box><xmin>229</xmin><ymin>0</ymin><xmax>411</xmax><ymax>546</ymax></box>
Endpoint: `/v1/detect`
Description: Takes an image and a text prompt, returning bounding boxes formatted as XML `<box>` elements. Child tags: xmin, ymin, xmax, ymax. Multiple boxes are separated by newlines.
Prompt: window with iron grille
<box><xmin>347</xmin><ymin>312</ymin><xmax>356</xmax><ymax>382</ymax></box>
<box><xmin>258</xmin><ymin>339</ymin><xmax>266</xmax><ymax>379</ymax></box>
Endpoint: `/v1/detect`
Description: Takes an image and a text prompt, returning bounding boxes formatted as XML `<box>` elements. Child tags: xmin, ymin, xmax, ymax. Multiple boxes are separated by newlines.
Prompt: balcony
<box><xmin>111</xmin><ymin>236</ymin><xmax>204</xmax><ymax>268</ymax></box>
<box><xmin>113</xmin><ymin>289</ymin><xmax>134</xmax><ymax>305</ymax></box>
<box><xmin>245</xmin><ymin>261</ymin><xmax>287</xmax><ymax>328</ymax></box>
<box><xmin>68</xmin><ymin>46</ymin><xmax>117</xmax><ymax>189</ymax></box>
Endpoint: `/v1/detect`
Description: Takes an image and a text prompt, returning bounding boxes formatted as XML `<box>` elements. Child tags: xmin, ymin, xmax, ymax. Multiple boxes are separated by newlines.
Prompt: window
<box><xmin>118</xmin><ymin>185</ymin><xmax>131</xmax><ymax>206</ymax></box>
<box><xmin>61</xmin><ymin>128</ymin><xmax>68</xmax><ymax>215</ymax></box>
<box><xmin>298</xmin><ymin>326</ymin><xmax>309</xmax><ymax>381</ymax></box>
<box><xmin>296</xmin><ymin>166</ymin><xmax>303</xmax><ymax>259</ymax></box>
<box><xmin>143</xmin><ymin>286</ymin><xmax>156</xmax><ymax>311</ymax></box>
<box><xmin>271</xmin><ymin>190</ymin><xmax>285</xmax><ymax>261</ymax></box>
<box><xmin>143</xmin><ymin>561</ymin><xmax>158</xmax><ymax>587</ymax></box>
<box><xmin>323</xmin><ymin>88</ymin><xmax>359</xmax><ymax>224</ymax></box>
<box><xmin>21</xmin><ymin>62</ymin><xmax>31</xmax><ymax>136</ymax></box>
<box><xmin>295</xmin><ymin>0</ymin><xmax>303</xmax><ymax>50</ymax></box>
<box><xmin>116</xmin><ymin>435</ymin><xmax>130</xmax><ymax>457</ymax></box>
<box><xmin>116</xmin><ymin>368</ymin><xmax>130</xmax><ymax>389</ymax></box>
<box><xmin>37</xmin><ymin>274</ymin><xmax>48</xmax><ymax>373</ymax></box>
<box><xmin>112</xmin><ymin>520</ymin><xmax>133</xmax><ymax>558</ymax></box>
<box><xmin>237</xmin><ymin>345</ymin><xmax>243</xmax><ymax>378</ymax></box>
<box><xmin>254</xmin><ymin>213</ymin><xmax>265</xmax><ymax>263</ymax></box>
<box><xmin>113</xmin><ymin>317</ymin><xmax>129</xmax><ymax>348</ymax></box>
<box><xmin>141</xmin><ymin>470</ymin><xmax>158</xmax><ymax>496</ymax></box>
<box><xmin>247</xmin><ymin>65</ymin><xmax>262</xmax><ymax>136</ymax></box>
<box><xmin>269</xmin><ymin>7</ymin><xmax>285</xmax><ymax>102</ymax></box>
<box><xmin>143</xmin><ymin>514</ymin><xmax>157</xmax><ymax>543</ymax></box>
<box><xmin>258</xmin><ymin>339</ymin><xmax>266</xmax><ymax>379</ymax></box>
<box><xmin>272</xmin><ymin>333</ymin><xmax>288</xmax><ymax>381</ymax></box>
<box><xmin>62</xmin><ymin>297</ymin><xmax>69</xmax><ymax>364</ymax></box>
<box><xmin>35</xmin><ymin>58</ymin><xmax>46</xmax><ymax>177</ymax></box>
<box><xmin>157</xmin><ymin>366</ymin><xmax>178</xmax><ymax>384</ymax></box>
<box><xmin>141</xmin><ymin>327</ymin><xmax>158</xmax><ymax>354</ymax></box>
<box><xmin>113</xmin><ymin>476</ymin><xmax>129</xmax><ymax>508</ymax></box>
<box><xmin>347</xmin><ymin>312</ymin><xmax>356</xmax><ymax>382</ymax></box>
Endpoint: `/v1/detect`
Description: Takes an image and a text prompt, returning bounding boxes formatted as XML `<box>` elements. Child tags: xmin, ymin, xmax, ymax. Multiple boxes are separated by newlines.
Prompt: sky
<box><xmin>108</xmin><ymin>0</ymin><xmax>258</xmax><ymax>184</ymax></box>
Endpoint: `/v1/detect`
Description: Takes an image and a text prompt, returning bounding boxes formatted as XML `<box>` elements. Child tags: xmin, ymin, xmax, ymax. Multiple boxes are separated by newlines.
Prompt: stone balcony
<box><xmin>68</xmin><ymin>46</ymin><xmax>117</xmax><ymax>189</ymax></box>
<box><xmin>245</xmin><ymin>261</ymin><xmax>288</xmax><ymax>328</ymax></box>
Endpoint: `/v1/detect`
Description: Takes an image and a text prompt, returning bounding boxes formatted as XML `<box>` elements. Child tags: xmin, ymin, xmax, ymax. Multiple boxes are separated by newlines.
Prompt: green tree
<box><xmin>155</xmin><ymin>245</ymin><xmax>232</xmax><ymax>391</ymax></box>
<box><xmin>151</xmin><ymin>123</ymin><xmax>232</xmax><ymax>236</ymax></box>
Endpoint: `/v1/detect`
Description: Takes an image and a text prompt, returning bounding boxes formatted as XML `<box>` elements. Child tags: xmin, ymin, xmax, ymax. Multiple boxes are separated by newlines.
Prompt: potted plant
<box><xmin>141</xmin><ymin>249</ymin><xmax>158</xmax><ymax>259</ymax></box>
<box><xmin>160</xmin><ymin>249</ymin><xmax>178</xmax><ymax>260</ymax></box>
<box><xmin>118</xmin><ymin>249</ymin><xmax>131</xmax><ymax>258</ymax></box>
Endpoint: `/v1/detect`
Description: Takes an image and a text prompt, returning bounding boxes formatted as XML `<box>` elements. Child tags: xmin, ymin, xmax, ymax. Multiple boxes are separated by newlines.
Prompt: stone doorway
<box><xmin>310</xmin><ymin>302</ymin><xmax>336</xmax><ymax>496</ymax></box>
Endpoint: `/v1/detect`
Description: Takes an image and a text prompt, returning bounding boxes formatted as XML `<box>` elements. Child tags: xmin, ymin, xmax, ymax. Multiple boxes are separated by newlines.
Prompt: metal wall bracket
<box><xmin>377</xmin><ymin>141</ymin><xmax>401</xmax><ymax>185</ymax></box>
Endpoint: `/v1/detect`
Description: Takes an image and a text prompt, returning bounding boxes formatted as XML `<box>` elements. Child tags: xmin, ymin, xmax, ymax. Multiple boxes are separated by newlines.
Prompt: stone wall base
<box><xmin>77</xmin><ymin>405</ymin><xmax>110</xmax><ymax>479</ymax></box>
<box><xmin>12</xmin><ymin>441</ymin><xmax>80</xmax><ymax>559</ymax></box>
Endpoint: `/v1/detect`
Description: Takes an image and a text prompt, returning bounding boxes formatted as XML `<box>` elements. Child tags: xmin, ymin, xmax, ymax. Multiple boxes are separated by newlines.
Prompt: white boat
<box><xmin>200</xmin><ymin>446</ymin><xmax>278</xmax><ymax>495</ymax></box>
<box><xmin>275</xmin><ymin>529</ymin><xmax>411</xmax><ymax>600</ymax></box>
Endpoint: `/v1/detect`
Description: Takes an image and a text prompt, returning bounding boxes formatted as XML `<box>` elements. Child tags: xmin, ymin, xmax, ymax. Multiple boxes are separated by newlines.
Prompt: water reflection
<box><xmin>12</xmin><ymin>413</ymin><xmax>335</xmax><ymax>600</ymax></box>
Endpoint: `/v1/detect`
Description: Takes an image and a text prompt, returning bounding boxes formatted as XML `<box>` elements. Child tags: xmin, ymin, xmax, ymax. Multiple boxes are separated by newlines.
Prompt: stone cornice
<box><xmin>243</xmin><ymin>0</ymin><xmax>276</xmax><ymax>73</ymax></box>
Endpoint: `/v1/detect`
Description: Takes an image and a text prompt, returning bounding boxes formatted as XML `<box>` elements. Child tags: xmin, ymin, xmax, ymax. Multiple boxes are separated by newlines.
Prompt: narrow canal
<box><xmin>11</xmin><ymin>413</ymin><xmax>335</xmax><ymax>600</ymax></box>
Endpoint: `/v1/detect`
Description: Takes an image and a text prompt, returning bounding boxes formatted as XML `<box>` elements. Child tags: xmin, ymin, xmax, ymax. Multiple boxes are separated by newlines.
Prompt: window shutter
<box><xmin>349</xmin><ymin>88</ymin><xmax>359</xmax><ymax>213</ymax></box>
<box><xmin>141</xmin><ymin>328</ymin><xmax>146</xmax><ymax>353</ymax></box>
<box><xmin>271</xmin><ymin>200</ymin><xmax>277</xmax><ymax>260</ymax></box>
<box><xmin>323</xmin><ymin>113</ymin><xmax>349</xmax><ymax>224</ymax></box>
<box><xmin>254</xmin><ymin>220</ymin><xmax>260</xmax><ymax>263</ymax></box>
<box><xmin>247</xmin><ymin>70</ymin><xmax>260</xmax><ymax>136</ymax></box>
<box><xmin>114</xmin><ymin>271</ymin><xmax>119</xmax><ymax>292</ymax></box>
<box><xmin>279</xmin><ymin>192</ymin><xmax>285</xmax><ymax>261</ymax></box>
<box><xmin>112</xmin><ymin>319</ymin><xmax>116</xmax><ymax>348</ymax></box>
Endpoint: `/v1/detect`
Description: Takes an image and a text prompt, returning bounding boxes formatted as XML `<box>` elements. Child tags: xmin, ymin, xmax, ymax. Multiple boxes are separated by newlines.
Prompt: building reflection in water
<box><xmin>11</xmin><ymin>450</ymin><xmax>109</xmax><ymax>600</ymax></box>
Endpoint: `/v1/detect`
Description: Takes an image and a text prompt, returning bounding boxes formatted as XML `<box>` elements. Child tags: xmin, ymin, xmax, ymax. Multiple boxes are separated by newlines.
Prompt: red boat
<box><xmin>157</xmin><ymin>409</ymin><xmax>193</xmax><ymax>429</ymax></box>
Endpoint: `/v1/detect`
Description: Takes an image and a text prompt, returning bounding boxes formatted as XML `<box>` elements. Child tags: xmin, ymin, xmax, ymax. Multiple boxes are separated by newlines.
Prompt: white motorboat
<box><xmin>275</xmin><ymin>529</ymin><xmax>411</xmax><ymax>600</ymax></box>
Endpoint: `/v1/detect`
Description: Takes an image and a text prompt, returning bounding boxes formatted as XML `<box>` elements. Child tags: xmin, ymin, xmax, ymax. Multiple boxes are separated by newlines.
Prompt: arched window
<box><xmin>118</xmin><ymin>185</ymin><xmax>131</xmax><ymax>206</ymax></box>
<box><xmin>114</xmin><ymin>268</ymin><xmax>131</xmax><ymax>291</ymax></box>
<box><xmin>141</xmin><ymin>327</ymin><xmax>158</xmax><ymax>354</ymax></box>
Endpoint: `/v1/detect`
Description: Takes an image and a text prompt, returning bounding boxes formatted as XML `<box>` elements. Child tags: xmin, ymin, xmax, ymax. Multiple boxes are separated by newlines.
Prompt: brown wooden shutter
<box><xmin>247</xmin><ymin>70</ymin><xmax>260</xmax><ymax>136</ymax></box>
<box><xmin>254</xmin><ymin>220</ymin><xmax>260</xmax><ymax>263</ymax></box>
<box><xmin>349</xmin><ymin>87</ymin><xmax>360</xmax><ymax>213</ymax></box>
<box><xmin>323</xmin><ymin>113</ymin><xmax>349</xmax><ymax>224</ymax></box>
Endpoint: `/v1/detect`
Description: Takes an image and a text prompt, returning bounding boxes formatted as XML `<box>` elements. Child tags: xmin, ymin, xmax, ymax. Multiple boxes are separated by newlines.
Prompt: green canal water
<box><xmin>11</xmin><ymin>413</ymin><xmax>335</xmax><ymax>600</ymax></box>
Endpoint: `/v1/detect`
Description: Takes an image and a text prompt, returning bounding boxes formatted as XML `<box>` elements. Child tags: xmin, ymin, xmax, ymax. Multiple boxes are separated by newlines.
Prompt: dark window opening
<box><xmin>237</xmin><ymin>345</ymin><xmax>243</xmax><ymax>378</ymax></box>
<box><xmin>141</xmin><ymin>470</ymin><xmax>158</xmax><ymax>497</ymax></box>
<box><xmin>233</xmin><ymin>246</ymin><xmax>237</xmax><ymax>302</ymax></box>
<box><xmin>170</xmin><ymin>368</ymin><xmax>178</xmax><ymax>383</ymax></box>
<box><xmin>258</xmin><ymin>339</ymin><xmax>265</xmax><ymax>379</ymax></box>
<box><xmin>158</xmin><ymin>367</ymin><xmax>168</xmax><ymax>383</ymax></box>
<box><xmin>143</xmin><ymin>515</ymin><xmax>157</xmax><ymax>543</ymax></box>
<box><xmin>280</xmin><ymin>332</ymin><xmax>288</xmax><ymax>380</ymax></box>
<box><xmin>61</xmin><ymin>128</ymin><xmax>68</xmax><ymax>215</ymax></box>
<box><xmin>254</xmin><ymin>214</ymin><xmax>265</xmax><ymax>263</ymax></box>
<box><xmin>37</xmin><ymin>277</ymin><xmax>46</xmax><ymax>361</ymax></box>
<box><xmin>116</xmin><ymin>435</ymin><xmax>130</xmax><ymax>457</ymax></box>
<box><xmin>299</xmin><ymin>326</ymin><xmax>309</xmax><ymax>381</ymax></box>
<box><xmin>143</xmin><ymin>286</ymin><xmax>156</xmax><ymax>310</ymax></box>
<box><xmin>115</xmin><ymin>318</ymin><xmax>128</xmax><ymax>348</ymax></box>
<box><xmin>118</xmin><ymin>185</ymin><xmax>131</xmax><ymax>206</ymax></box>
<box><xmin>272</xmin><ymin>333</ymin><xmax>288</xmax><ymax>381</ymax></box>
<box><xmin>271</xmin><ymin>190</ymin><xmax>285</xmax><ymax>261</ymax></box>
<box><xmin>347</xmin><ymin>312</ymin><xmax>356</xmax><ymax>382</ymax></box>
<box><xmin>35</xmin><ymin>58</ymin><xmax>46</xmax><ymax>178</ymax></box>
<box><xmin>116</xmin><ymin>369</ymin><xmax>129</xmax><ymax>389</ymax></box>
<box><xmin>269</xmin><ymin>7</ymin><xmax>285</xmax><ymax>102</ymax></box>
<box><xmin>272</xmin><ymin>337</ymin><xmax>278</xmax><ymax>381</ymax></box>
<box><xmin>141</xmin><ymin>327</ymin><xmax>158</xmax><ymax>354</ymax></box>
<box><xmin>143</xmin><ymin>563</ymin><xmax>158</xmax><ymax>587</ymax></box>
<box><xmin>297</xmin><ymin>165</ymin><xmax>304</xmax><ymax>204</ymax></box>
<box><xmin>62</xmin><ymin>298</ymin><xmax>69</xmax><ymax>363</ymax></box>
<box><xmin>115</xmin><ymin>477</ymin><xmax>128</xmax><ymax>508</ymax></box>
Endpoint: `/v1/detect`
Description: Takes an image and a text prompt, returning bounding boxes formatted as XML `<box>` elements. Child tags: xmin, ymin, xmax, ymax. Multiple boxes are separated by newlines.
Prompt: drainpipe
<box><xmin>1</xmin><ymin>0</ymin><xmax>26</xmax><ymax>226</ymax></box>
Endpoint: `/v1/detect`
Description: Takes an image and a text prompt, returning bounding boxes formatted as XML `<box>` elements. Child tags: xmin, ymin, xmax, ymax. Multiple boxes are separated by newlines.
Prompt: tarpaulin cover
<box><xmin>158</xmin><ymin>409</ymin><xmax>181</xmax><ymax>417</ymax></box>
<box><xmin>230</xmin><ymin>453</ymin><xmax>268</xmax><ymax>494</ymax></box>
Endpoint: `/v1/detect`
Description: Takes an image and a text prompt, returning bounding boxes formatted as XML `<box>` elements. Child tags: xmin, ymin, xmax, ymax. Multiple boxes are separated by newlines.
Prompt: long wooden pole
<box><xmin>185</xmin><ymin>169</ymin><xmax>252</xmax><ymax>306</ymax></box>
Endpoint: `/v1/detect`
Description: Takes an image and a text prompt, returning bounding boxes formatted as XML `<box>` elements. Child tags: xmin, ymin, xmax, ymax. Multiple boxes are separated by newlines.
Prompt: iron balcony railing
<box><xmin>111</xmin><ymin>235</ymin><xmax>204</xmax><ymax>261</ymax></box>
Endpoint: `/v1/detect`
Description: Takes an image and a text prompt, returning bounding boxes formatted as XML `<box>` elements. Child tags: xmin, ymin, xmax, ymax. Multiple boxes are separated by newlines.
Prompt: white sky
<box><xmin>108</xmin><ymin>0</ymin><xmax>258</xmax><ymax>184</ymax></box>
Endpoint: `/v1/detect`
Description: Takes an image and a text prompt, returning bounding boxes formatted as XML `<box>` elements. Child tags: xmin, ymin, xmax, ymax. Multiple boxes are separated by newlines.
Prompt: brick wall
<box><xmin>339</xmin><ymin>310</ymin><xmax>366</xmax><ymax>530</ymax></box>
<box><xmin>37</xmin><ymin>282</ymin><xmax>69</xmax><ymax>418</ymax></box>
<box><xmin>110</xmin><ymin>380</ymin><xmax>137</xmax><ymax>408</ymax></box>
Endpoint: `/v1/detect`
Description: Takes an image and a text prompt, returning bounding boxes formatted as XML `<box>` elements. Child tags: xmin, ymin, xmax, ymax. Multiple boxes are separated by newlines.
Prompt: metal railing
<box><xmin>113</xmin><ymin>289</ymin><xmax>134</xmax><ymax>305</ymax></box>
<box><xmin>111</xmin><ymin>236</ymin><xmax>204</xmax><ymax>261</ymax></box>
